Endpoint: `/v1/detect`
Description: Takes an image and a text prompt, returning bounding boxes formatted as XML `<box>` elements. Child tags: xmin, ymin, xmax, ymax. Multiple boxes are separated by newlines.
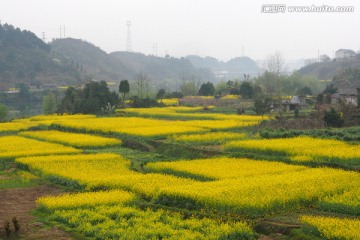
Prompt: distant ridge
<box><xmin>52</xmin><ymin>38</ymin><xmax>215</xmax><ymax>87</ymax></box>
<box><xmin>0</xmin><ymin>22</ymin><xmax>216</xmax><ymax>91</ymax></box>
<box><xmin>295</xmin><ymin>56</ymin><xmax>360</xmax><ymax>80</ymax></box>
<box><xmin>51</xmin><ymin>38</ymin><xmax>133</xmax><ymax>82</ymax></box>
<box><xmin>185</xmin><ymin>55</ymin><xmax>262</xmax><ymax>79</ymax></box>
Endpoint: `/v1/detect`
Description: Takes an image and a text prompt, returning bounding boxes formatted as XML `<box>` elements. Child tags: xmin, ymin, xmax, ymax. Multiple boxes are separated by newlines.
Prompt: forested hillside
<box><xmin>296</xmin><ymin>56</ymin><xmax>360</xmax><ymax>81</ymax></box>
<box><xmin>52</xmin><ymin>39</ymin><xmax>215</xmax><ymax>88</ymax></box>
<box><xmin>0</xmin><ymin>24</ymin><xmax>81</xmax><ymax>90</ymax></box>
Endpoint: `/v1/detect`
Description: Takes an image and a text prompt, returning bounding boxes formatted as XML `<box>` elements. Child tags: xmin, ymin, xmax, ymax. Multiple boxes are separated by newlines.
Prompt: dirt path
<box><xmin>0</xmin><ymin>185</ymin><xmax>73</xmax><ymax>240</ymax></box>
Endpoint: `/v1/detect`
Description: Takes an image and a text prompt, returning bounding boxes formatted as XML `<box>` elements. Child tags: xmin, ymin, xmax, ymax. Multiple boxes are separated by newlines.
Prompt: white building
<box><xmin>335</xmin><ymin>49</ymin><xmax>356</xmax><ymax>59</ymax></box>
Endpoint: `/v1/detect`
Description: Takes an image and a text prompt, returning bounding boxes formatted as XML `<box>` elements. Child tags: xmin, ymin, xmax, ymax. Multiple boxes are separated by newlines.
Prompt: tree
<box><xmin>119</xmin><ymin>79</ymin><xmax>130</xmax><ymax>106</ymax></box>
<box><xmin>229</xmin><ymin>88</ymin><xmax>241</xmax><ymax>95</ymax></box>
<box><xmin>266</xmin><ymin>51</ymin><xmax>286</xmax><ymax>76</ymax></box>
<box><xmin>239</xmin><ymin>81</ymin><xmax>255</xmax><ymax>99</ymax></box>
<box><xmin>324</xmin><ymin>94</ymin><xmax>332</xmax><ymax>104</ymax></box>
<box><xmin>17</xmin><ymin>83</ymin><xmax>32</xmax><ymax>115</ymax></box>
<box><xmin>323</xmin><ymin>108</ymin><xmax>344</xmax><ymax>127</ymax></box>
<box><xmin>180</xmin><ymin>75</ymin><xmax>201</xmax><ymax>96</ymax></box>
<box><xmin>297</xmin><ymin>86</ymin><xmax>313</xmax><ymax>96</ymax></box>
<box><xmin>320</xmin><ymin>54</ymin><xmax>330</xmax><ymax>62</ymax></box>
<box><xmin>59</xmin><ymin>86</ymin><xmax>78</xmax><ymax>114</ymax></box>
<box><xmin>198</xmin><ymin>82</ymin><xmax>215</xmax><ymax>96</ymax></box>
<box><xmin>156</xmin><ymin>88</ymin><xmax>166</xmax><ymax>99</ymax></box>
<box><xmin>323</xmin><ymin>84</ymin><xmax>338</xmax><ymax>95</ymax></box>
<box><xmin>58</xmin><ymin>81</ymin><xmax>119</xmax><ymax>114</ymax></box>
<box><xmin>254</xmin><ymin>97</ymin><xmax>272</xmax><ymax>117</ymax></box>
<box><xmin>263</xmin><ymin>51</ymin><xmax>287</xmax><ymax>98</ymax></box>
<box><xmin>0</xmin><ymin>103</ymin><xmax>8</xmax><ymax>122</ymax></box>
<box><xmin>42</xmin><ymin>93</ymin><xmax>56</xmax><ymax>115</ymax></box>
<box><xmin>134</xmin><ymin>72</ymin><xmax>149</xmax><ymax>98</ymax></box>
<box><xmin>81</xmin><ymin>81</ymin><xmax>118</xmax><ymax>114</ymax></box>
<box><xmin>254</xmin><ymin>85</ymin><xmax>263</xmax><ymax>97</ymax></box>
<box><xmin>316</xmin><ymin>93</ymin><xmax>324</xmax><ymax>105</ymax></box>
<box><xmin>165</xmin><ymin>91</ymin><xmax>183</xmax><ymax>99</ymax></box>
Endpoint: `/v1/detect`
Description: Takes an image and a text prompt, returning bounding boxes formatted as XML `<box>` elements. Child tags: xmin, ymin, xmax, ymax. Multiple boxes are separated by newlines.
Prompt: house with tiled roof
<box><xmin>331</xmin><ymin>88</ymin><xmax>359</xmax><ymax>106</ymax></box>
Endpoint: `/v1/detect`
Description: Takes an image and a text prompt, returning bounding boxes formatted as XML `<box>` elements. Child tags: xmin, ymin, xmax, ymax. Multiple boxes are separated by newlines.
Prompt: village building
<box><xmin>331</xmin><ymin>88</ymin><xmax>359</xmax><ymax>106</ymax></box>
<box><xmin>335</xmin><ymin>49</ymin><xmax>356</xmax><ymax>59</ymax></box>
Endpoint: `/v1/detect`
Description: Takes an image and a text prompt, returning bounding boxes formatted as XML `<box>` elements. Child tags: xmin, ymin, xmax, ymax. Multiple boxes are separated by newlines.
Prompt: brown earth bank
<box><xmin>0</xmin><ymin>185</ymin><xmax>73</xmax><ymax>240</ymax></box>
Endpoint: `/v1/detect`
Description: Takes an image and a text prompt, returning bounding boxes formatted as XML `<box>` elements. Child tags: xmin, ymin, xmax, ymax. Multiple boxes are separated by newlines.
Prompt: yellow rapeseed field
<box><xmin>37</xmin><ymin>190</ymin><xmax>135</xmax><ymax>210</ymax></box>
<box><xmin>11</xmin><ymin>114</ymin><xmax>96</xmax><ymax>127</ymax></box>
<box><xmin>319</xmin><ymin>188</ymin><xmax>360</xmax><ymax>215</ymax></box>
<box><xmin>225</xmin><ymin>136</ymin><xmax>360</xmax><ymax>163</ymax></box>
<box><xmin>49</xmin><ymin>205</ymin><xmax>255</xmax><ymax>239</ymax></box>
<box><xmin>4</xmin><ymin>110</ymin><xmax>359</xmax><ymax>239</ymax></box>
<box><xmin>171</xmin><ymin>132</ymin><xmax>247</xmax><ymax>144</ymax></box>
<box><xmin>180</xmin><ymin>119</ymin><xmax>258</xmax><ymax>129</ymax></box>
<box><xmin>155</xmin><ymin>167</ymin><xmax>360</xmax><ymax>216</ymax></box>
<box><xmin>115</xmin><ymin>125</ymin><xmax>207</xmax><ymax>137</ymax></box>
<box><xmin>27</xmin><ymin>114</ymin><xmax>96</xmax><ymax>122</ymax></box>
<box><xmin>121</xmin><ymin>106</ymin><xmax>266</xmax><ymax>122</ymax></box>
<box><xmin>221</xmin><ymin>95</ymin><xmax>240</xmax><ymax>100</ymax></box>
<box><xmin>301</xmin><ymin>215</ymin><xmax>360</xmax><ymax>239</ymax></box>
<box><xmin>52</xmin><ymin>117</ymin><xmax>206</xmax><ymax>137</ymax></box>
<box><xmin>0</xmin><ymin>136</ymin><xmax>81</xmax><ymax>159</ymax></box>
<box><xmin>17</xmin><ymin>153</ymin><xmax>198</xmax><ymax>197</ymax></box>
<box><xmin>48</xmin><ymin>110</ymin><xmax>264</xmax><ymax>137</ymax></box>
<box><xmin>0</xmin><ymin>120</ymin><xmax>38</xmax><ymax>132</ymax></box>
<box><xmin>20</xmin><ymin>130</ymin><xmax>121</xmax><ymax>148</ymax></box>
<box><xmin>147</xmin><ymin>157</ymin><xmax>306</xmax><ymax>180</ymax></box>
<box><xmin>157</xmin><ymin>98</ymin><xmax>179</xmax><ymax>106</ymax></box>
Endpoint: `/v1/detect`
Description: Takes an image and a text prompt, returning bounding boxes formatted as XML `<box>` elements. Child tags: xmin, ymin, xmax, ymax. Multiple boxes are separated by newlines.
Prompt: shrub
<box><xmin>323</xmin><ymin>108</ymin><xmax>344</xmax><ymax>128</ymax></box>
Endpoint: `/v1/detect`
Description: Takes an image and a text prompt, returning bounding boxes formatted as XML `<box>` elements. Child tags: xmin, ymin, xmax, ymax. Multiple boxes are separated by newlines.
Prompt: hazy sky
<box><xmin>1</xmin><ymin>0</ymin><xmax>359</xmax><ymax>61</ymax></box>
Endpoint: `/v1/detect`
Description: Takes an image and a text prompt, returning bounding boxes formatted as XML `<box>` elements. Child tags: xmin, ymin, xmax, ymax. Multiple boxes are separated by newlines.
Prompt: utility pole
<box><xmin>152</xmin><ymin>43</ymin><xmax>158</xmax><ymax>56</ymax></box>
<box><xmin>59</xmin><ymin>25</ymin><xmax>65</xmax><ymax>38</ymax></box>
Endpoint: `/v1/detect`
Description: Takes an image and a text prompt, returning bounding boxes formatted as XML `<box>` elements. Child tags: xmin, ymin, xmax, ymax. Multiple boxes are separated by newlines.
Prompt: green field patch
<box><xmin>0</xmin><ymin>170</ymin><xmax>38</xmax><ymax>189</ymax></box>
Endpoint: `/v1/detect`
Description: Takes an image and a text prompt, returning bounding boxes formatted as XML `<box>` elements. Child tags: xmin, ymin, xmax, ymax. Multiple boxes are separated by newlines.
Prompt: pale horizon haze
<box><xmin>1</xmin><ymin>0</ymin><xmax>359</xmax><ymax>62</ymax></box>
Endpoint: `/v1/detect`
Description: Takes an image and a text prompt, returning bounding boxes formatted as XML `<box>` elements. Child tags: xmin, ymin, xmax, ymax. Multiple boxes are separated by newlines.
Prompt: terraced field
<box><xmin>1</xmin><ymin>107</ymin><xmax>359</xmax><ymax>239</ymax></box>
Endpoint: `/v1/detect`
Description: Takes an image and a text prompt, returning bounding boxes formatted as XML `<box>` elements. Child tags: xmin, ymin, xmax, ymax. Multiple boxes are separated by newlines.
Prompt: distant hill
<box><xmin>295</xmin><ymin>56</ymin><xmax>360</xmax><ymax>80</ymax></box>
<box><xmin>51</xmin><ymin>39</ymin><xmax>215</xmax><ymax>88</ymax></box>
<box><xmin>51</xmin><ymin>38</ymin><xmax>133</xmax><ymax>82</ymax></box>
<box><xmin>0</xmin><ymin>23</ymin><xmax>82</xmax><ymax>90</ymax></box>
<box><xmin>0</xmin><ymin>23</ymin><xmax>216</xmax><ymax>92</ymax></box>
<box><xmin>185</xmin><ymin>55</ymin><xmax>262</xmax><ymax>79</ymax></box>
<box><xmin>110</xmin><ymin>51</ymin><xmax>214</xmax><ymax>83</ymax></box>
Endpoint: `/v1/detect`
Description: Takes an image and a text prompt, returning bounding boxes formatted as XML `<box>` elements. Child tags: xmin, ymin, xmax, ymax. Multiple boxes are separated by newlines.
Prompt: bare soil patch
<box><xmin>0</xmin><ymin>185</ymin><xmax>73</xmax><ymax>240</ymax></box>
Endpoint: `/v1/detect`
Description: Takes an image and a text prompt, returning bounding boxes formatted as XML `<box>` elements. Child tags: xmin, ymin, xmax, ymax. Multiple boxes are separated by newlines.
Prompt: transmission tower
<box><xmin>42</xmin><ymin>32</ymin><xmax>46</xmax><ymax>42</ymax></box>
<box><xmin>126</xmin><ymin>21</ymin><xmax>132</xmax><ymax>52</ymax></box>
